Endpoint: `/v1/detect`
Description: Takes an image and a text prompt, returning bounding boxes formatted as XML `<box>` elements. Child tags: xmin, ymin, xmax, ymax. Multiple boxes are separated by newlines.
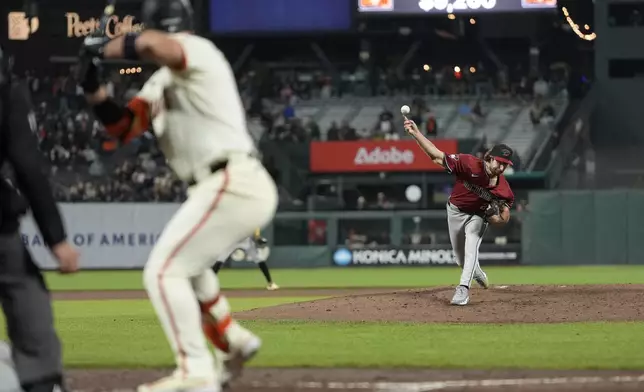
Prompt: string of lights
<box><xmin>443</xmin><ymin>5</ymin><xmax>594</xmax><ymax>42</ymax></box>
<box><xmin>561</xmin><ymin>6</ymin><xmax>596</xmax><ymax>41</ymax></box>
<box><xmin>119</xmin><ymin>67</ymin><xmax>143</xmax><ymax>75</ymax></box>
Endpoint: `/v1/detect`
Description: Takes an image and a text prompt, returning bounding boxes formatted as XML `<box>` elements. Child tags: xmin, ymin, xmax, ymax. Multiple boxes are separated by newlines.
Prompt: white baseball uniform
<box><xmin>135</xmin><ymin>33</ymin><xmax>278</xmax><ymax>381</ymax></box>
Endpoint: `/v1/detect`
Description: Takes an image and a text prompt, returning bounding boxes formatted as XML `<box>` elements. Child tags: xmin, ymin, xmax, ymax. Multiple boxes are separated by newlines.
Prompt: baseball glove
<box><xmin>484</xmin><ymin>200</ymin><xmax>505</xmax><ymax>220</ymax></box>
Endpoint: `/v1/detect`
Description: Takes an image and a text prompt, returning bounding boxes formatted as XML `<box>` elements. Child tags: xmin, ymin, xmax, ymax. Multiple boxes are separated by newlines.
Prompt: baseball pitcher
<box><xmin>78</xmin><ymin>0</ymin><xmax>278</xmax><ymax>391</ymax></box>
<box><xmin>404</xmin><ymin>119</ymin><xmax>514</xmax><ymax>306</ymax></box>
<box><xmin>213</xmin><ymin>228</ymin><xmax>279</xmax><ymax>291</ymax></box>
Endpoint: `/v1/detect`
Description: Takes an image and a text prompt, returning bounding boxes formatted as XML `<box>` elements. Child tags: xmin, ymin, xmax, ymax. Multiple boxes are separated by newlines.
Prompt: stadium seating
<box><xmin>289</xmin><ymin>95</ymin><xmax>567</xmax><ymax>167</ymax></box>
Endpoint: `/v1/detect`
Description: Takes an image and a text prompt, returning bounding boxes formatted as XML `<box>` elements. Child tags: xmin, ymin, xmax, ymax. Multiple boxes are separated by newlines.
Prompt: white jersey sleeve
<box><xmin>136</xmin><ymin>68</ymin><xmax>172</xmax><ymax>108</ymax></box>
<box><xmin>170</xmin><ymin>33</ymin><xmax>220</xmax><ymax>74</ymax></box>
<box><xmin>135</xmin><ymin>68</ymin><xmax>172</xmax><ymax>136</ymax></box>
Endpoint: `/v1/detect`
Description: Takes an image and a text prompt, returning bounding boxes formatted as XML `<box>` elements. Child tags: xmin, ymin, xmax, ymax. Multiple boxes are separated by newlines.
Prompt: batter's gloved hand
<box><xmin>80</xmin><ymin>35</ymin><xmax>111</xmax><ymax>60</ymax></box>
<box><xmin>76</xmin><ymin>34</ymin><xmax>109</xmax><ymax>87</ymax></box>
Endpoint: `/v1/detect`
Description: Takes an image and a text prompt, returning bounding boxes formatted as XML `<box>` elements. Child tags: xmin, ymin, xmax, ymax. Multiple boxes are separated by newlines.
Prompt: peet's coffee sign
<box><xmin>66</xmin><ymin>13</ymin><xmax>144</xmax><ymax>38</ymax></box>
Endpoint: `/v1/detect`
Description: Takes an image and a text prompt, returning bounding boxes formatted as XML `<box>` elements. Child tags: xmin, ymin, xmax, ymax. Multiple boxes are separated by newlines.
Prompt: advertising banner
<box><xmin>357</xmin><ymin>0</ymin><xmax>557</xmax><ymax>15</ymax></box>
<box><xmin>310</xmin><ymin>140</ymin><xmax>458</xmax><ymax>173</ymax></box>
<box><xmin>20</xmin><ymin>203</ymin><xmax>179</xmax><ymax>270</ymax></box>
<box><xmin>2</xmin><ymin>0</ymin><xmax>142</xmax><ymax>64</ymax></box>
<box><xmin>332</xmin><ymin>245</ymin><xmax>521</xmax><ymax>266</ymax></box>
<box><xmin>5</xmin><ymin>1</ymin><xmax>142</xmax><ymax>40</ymax></box>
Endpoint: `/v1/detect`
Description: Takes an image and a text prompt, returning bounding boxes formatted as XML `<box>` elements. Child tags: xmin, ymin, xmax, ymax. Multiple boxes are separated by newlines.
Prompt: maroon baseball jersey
<box><xmin>443</xmin><ymin>153</ymin><xmax>514</xmax><ymax>214</ymax></box>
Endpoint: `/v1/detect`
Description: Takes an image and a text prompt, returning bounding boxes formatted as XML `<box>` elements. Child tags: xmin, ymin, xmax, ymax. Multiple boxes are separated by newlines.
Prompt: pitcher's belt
<box><xmin>448</xmin><ymin>201</ymin><xmax>484</xmax><ymax>218</ymax></box>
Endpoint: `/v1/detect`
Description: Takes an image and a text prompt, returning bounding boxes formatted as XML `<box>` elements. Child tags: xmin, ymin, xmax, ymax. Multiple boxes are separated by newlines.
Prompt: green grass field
<box><xmin>2</xmin><ymin>266</ymin><xmax>643</xmax><ymax>370</ymax></box>
<box><xmin>44</xmin><ymin>265</ymin><xmax>644</xmax><ymax>291</ymax></box>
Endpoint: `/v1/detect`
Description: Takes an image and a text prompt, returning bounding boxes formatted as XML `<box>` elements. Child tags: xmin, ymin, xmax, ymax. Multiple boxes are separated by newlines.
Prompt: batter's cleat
<box><xmin>137</xmin><ymin>372</ymin><xmax>221</xmax><ymax>392</ymax></box>
<box><xmin>450</xmin><ymin>285</ymin><xmax>470</xmax><ymax>306</ymax></box>
<box><xmin>474</xmin><ymin>271</ymin><xmax>489</xmax><ymax>289</ymax></box>
<box><xmin>266</xmin><ymin>282</ymin><xmax>279</xmax><ymax>291</ymax></box>
<box><xmin>223</xmin><ymin>328</ymin><xmax>262</xmax><ymax>384</ymax></box>
<box><xmin>212</xmin><ymin>348</ymin><xmax>232</xmax><ymax>390</ymax></box>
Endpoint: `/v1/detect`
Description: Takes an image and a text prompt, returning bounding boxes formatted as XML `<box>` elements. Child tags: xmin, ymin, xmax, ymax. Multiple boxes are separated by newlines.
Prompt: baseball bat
<box><xmin>97</xmin><ymin>0</ymin><xmax>118</xmax><ymax>36</ymax></box>
<box><xmin>75</xmin><ymin>0</ymin><xmax>117</xmax><ymax>80</ymax></box>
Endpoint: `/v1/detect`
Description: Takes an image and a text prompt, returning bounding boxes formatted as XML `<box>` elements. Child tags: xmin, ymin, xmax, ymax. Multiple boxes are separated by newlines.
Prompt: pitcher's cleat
<box><xmin>266</xmin><ymin>282</ymin><xmax>279</xmax><ymax>291</ymax></box>
<box><xmin>450</xmin><ymin>285</ymin><xmax>470</xmax><ymax>306</ymax></box>
<box><xmin>474</xmin><ymin>271</ymin><xmax>489</xmax><ymax>289</ymax></box>
<box><xmin>213</xmin><ymin>348</ymin><xmax>232</xmax><ymax>390</ymax></box>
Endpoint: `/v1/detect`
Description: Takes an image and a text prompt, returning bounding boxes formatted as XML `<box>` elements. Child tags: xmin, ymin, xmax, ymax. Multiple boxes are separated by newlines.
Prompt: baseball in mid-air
<box><xmin>400</xmin><ymin>105</ymin><xmax>410</xmax><ymax>115</ymax></box>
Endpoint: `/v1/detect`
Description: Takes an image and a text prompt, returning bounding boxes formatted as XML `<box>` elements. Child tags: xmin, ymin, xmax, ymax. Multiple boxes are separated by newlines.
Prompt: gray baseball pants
<box><xmin>0</xmin><ymin>232</ymin><xmax>63</xmax><ymax>388</ymax></box>
<box><xmin>446</xmin><ymin>202</ymin><xmax>489</xmax><ymax>287</ymax></box>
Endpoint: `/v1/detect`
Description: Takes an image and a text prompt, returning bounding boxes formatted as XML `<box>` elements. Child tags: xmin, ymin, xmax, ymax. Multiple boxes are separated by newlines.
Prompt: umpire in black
<box><xmin>0</xmin><ymin>44</ymin><xmax>79</xmax><ymax>392</ymax></box>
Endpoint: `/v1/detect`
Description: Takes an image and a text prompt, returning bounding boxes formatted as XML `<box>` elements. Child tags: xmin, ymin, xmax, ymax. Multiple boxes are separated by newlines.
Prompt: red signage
<box><xmin>310</xmin><ymin>140</ymin><xmax>458</xmax><ymax>173</ymax></box>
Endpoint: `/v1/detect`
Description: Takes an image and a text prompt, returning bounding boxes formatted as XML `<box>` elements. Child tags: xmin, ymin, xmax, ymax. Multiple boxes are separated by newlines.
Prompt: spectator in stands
<box><xmin>357</xmin><ymin>196</ymin><xmax>366</xmax><ymax>210</ymax></box>
<box><xmin>304</xmin><ymin>117</ymin><xmax>321</xmax><ymax>141</ymax></box>
<box><xmin>357</xmin><ymin>127</ymin><xmax>372</xmax><ymax>140</ymax></box>
<box><xmin>375</xmin><ymin>192</ymin><xmax>394</xmax><ymax>209</ymax></box>
<box><xmin>529</xmin><ymin>96</ymin><xmax>556</xmax><ymax>126</ymax></box>
<box><xmin>374</xmin><ymin>107</ymin><xmax>397</xmax><ymax>140</ymax></box>
<box><xmin>320</xmin><ymin>77</ymin><xmax>333</xmax><ymax>99</ymax></box>
<box><xmin>410</xmin><ymin>98</ymin><xmax>425</xmax><ymax>125</ymax></box>
<box><xmin>340</xmin><ymin>120</ymin><xmax>358</xmax><ymax>141</ymax></box>
<box><xmin>283</xmin><ymin>102</ymin><xmax>295</xmax><ymax>120</ymax></box>
<box><xmin>307</xmin><ymin>219</ymin><xmax>326</xmax><ymax>245</ymax></box>
<box><xmin>460</xmin><ymin>99</ymin><xmax>484</xmax><ymax>126</ymax></box>
<box><xmin>533</xmin><ymin>75</ymin><xmax>550</xmax><ymax>98</ymax></box>
<box><xmin>280</xmin><ymin>84</ymin><xmax>294</xmax><ymax>102</ymax></box>
<box><xmin>471</xmin><ymin>99</ymin><xmax>484</xmax><ymax>121</ymax></box>
<box><xmin>425</xmin><ymin>108</ymin><xmax>438</xmax><ymax>138</ymax></box>
<box><xmin>345</xmin><ymin>228</ymin><xmax>368</xmax><ymax>248</ymax></box>
<box><xmin>276</xmin><ymin>119</ymin><xmax>306</xmax><ymax>142</ymax></box>
<box><xmin>378</xmin><ymin>107</ymin><xmax>394</xmax><ymax>127</ymax></box>
<box><xmin>327</xmin><ymin>121</ymin><xmax>341</xmax><ymax>141</ymax></box>
<box><xmin>497</xmin><ymin>65</ymin><xmax>510</xmax><ymax>95</ymax></box>
<box><xmin>372</xmin><ymin>231</ymin><xmax>391</xmax><ymax>246</ymax></box>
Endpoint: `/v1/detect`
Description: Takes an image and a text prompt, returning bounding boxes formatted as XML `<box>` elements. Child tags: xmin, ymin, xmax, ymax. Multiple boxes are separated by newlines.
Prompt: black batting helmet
<box><xmin>141</xmin><ymin>0</ymin><xmax>194</xmax><ymax>33</ymax></box>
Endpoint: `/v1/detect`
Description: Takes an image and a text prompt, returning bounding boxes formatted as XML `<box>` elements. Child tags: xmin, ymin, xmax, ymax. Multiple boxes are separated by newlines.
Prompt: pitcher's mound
<box><xmin>238</xmin><ymin>284</ymin><xmax>644</xmax><ymax>324</ymax></box>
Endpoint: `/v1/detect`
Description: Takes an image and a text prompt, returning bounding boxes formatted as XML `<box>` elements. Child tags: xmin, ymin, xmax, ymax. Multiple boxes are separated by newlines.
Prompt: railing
<box><xmin>527</xmin><ymin>87</ymin><xmax>596</xmax><ymax>173</ymax></box>
<box><xmin>265</xmin><ymin>209</ymin><xmax>523</xmax><ymax>248</ymax></box>
<box><xmin>545</xmin><ymin>88</ymin><xmax>597</xmax><ymax>189</ymax></box>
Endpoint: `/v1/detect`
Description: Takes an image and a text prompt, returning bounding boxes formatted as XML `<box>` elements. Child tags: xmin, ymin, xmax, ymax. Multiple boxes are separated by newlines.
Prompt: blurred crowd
<box><xmin>253</xmin><ymin>62</ymin><xmax>568</xmax><ymax>143</ymax></box>
<box><xmin>12</xmin><ymin>44</ymin><xmax>572</xmax><ymax>208</ymax></box>
<box><xmin>21</xmin><ymin>67</ymin><xmax>188</xmax><ymax>203</ymax></box>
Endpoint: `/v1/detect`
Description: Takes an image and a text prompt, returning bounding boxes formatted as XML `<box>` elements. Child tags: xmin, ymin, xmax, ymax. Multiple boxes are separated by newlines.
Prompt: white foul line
<box><xmin>378</xmin><ymin>375</ymin><xmax>644</xmax><ymax>392</ymax></box>
<box><xmin>67</xmin><ymin>375</ymin><xmax>644</xmax><ymax>392</ymax></box>
<box><xmin>246</xmin><ymin>374</ymin><xmax>644</xmax><ymax>391</ymax></box>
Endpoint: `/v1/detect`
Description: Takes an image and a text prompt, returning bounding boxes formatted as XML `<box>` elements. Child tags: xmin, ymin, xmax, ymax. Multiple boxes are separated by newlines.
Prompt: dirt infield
<box><xmin>59</xmin><ymin>284</ymin><xmax>644</xmax><ymax>391</ymax></box>
<box><xmin>237</xmin><ymin>284</ymin><xmax>644</xmax><ymax>323</ymax></box>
